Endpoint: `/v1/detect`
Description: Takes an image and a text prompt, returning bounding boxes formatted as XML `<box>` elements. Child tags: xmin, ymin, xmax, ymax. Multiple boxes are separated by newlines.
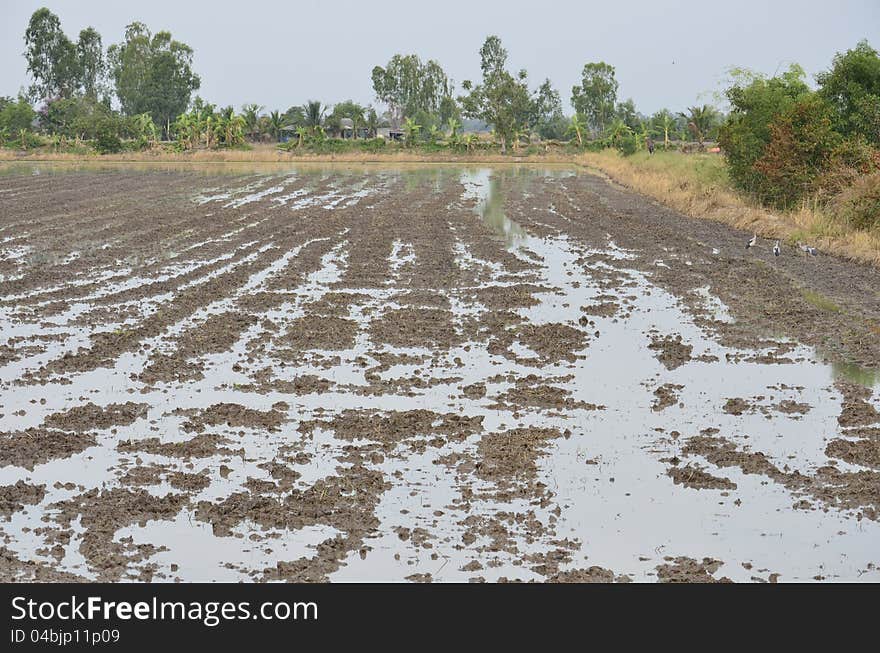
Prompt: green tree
<box><xmin>532</xmin><ymin>79</ymin><xmax>565</xmax><ymax>139</ymax></box>
<box><xmin>0</xmin><ymin>97</ymin><xmax>36</xmax><ymax>135</ymax></box>
<box><xmin>76</xmin><ymin>27</ymin><xmax>105</xmax><ymax>100</ymax></box>
<box><xmin>267</xmin><ymin>110</ymin><xmax>284</xmax><ymax>142</ymax></box>
<box><xmin>327</xmin><ymin>100</ymin><xmax>366</xmax><ymax>138</ymax></box>
<box><xmin>718</xmin><ymin>64</ymin><xmax>811</xmax><ymax>193</ymax></box>
<box><xmin>571</xmin><ymin>62</ymin><xmax>618</xmax><ymax>135</ymax></box>
<box><xmin>241</xmin><ymin>104</ymin><xmax>263</xmax><ymax>140</ymax></box>
<box><xmin>459</xmin><ymin>36</ymin><xmax>533</xmax><ymax>153</ymax></box>
<box><xmin>23</xmin><ymin>8</ymin><xmax>79</xmax><ymax>100</ymax></box>
<box><xmin>753</xmin><ymin>95</ymin><xmax>842</xmax><ymax>207</ymax></box>
<box><xmin>616</xmin><ymin>98</ymin><xmax>641</xmax><ymax>132</ymax></box>
<box><xmin>680</xmin><ymin>104</ymin><xmax>721</xmax><ymax>148</ymax></box>
<box><xmin>371</xmin><ymin>54</ymin><xmax>453</xmax><ymax>126</ymax></box>
<box><xmin>302</xmin><ymin>100</ymin><xmax>325</xmax><ymax>128</ymax></box>
<box><xmin>817</xmin><ymin>40</ymin><xmax>880</xmax><ymax>144</ymax></box>
<box><xmin>108</xmin><ymin>22</ymin><xmax>201</xmax><ymax>138</ymax></box>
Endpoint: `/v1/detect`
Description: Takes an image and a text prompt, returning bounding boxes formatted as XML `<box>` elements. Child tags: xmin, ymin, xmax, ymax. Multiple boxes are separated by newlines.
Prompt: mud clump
<box><xmin>476</xmin><ymin>427</ymin><xmax>563</xmax><ymax>500</ymax></box>
<box><xmin>836</xmin><ymin>382</ymin><xmax>880</xmax><ymax>428</ymax></box>
<box><xmin>280</xmin><ymin>316</ymin><xmax>359</xmax><ymax>351</ymax></box>
<box><xmin>0</xmin><ymin>481</ymin><xmax>46</xmax><ymax>517</ymax></box>
<box><xmin>548</xmin><ymin>566</ymin><xmax>629</xmax><ymax>583</ymax></box>
<box><xmin>667</xmin><ymin>464</ymin><xmax>737</xmax><ymax>490</ymax></box>
<box><xmin>516</xmin><ymin>323</ymin><xmax>588</xmax><ymax>364</ymax></box>
<box><xmin>723</xmin><ymin>397</ymin><xmax>752</xmax><ymax>416</ymax></box>
<box><xmin>51</xmin><ymin>488</ymin><xmax>187</xmax><ymax>580</ymax></box>
<box><xmin>43</xmin><ymin>402</ymin><xmax>149</xmax><ymax>432</ymax></box>
<box><xmin>370</xmin><ymin>308</ymin><xmax>458</xmax><ymax>348</ymax></box>
<box><xmin>825</xmin><ymin>439</ymin><xmax>880</xmax><ymax>470</ymax></box>
<box><xmin>117</xmin><ymin>434</ymin><xmax>240</xmax><ymax>460</ymax></box>
<box><xmin>656</xmin><ymin>557</ymin><xmax>732</xmax><ymax>583</ymax></box>
<box><xmin>648</xmin><ymin>334</ymin><xmax>693</xmax><ymax>370</ymax></box>
<box><xmin>0</xmin><ymin>428</ymin><xmax>96</xmax><ymax>470</ymax></box>
<box><xmin>652</xmin><ymin>383</ymin><xmax>684</xmax><ymax>411</ymax></box>
<box><xmin>300</xmin><ymin>409</ymin><xmax>483</xmax><ymax>447</ymax></box>
<box><xmin>177</xmin><ymin>403</ymin><xmax>287</xmax><ymax>433</ymax></box>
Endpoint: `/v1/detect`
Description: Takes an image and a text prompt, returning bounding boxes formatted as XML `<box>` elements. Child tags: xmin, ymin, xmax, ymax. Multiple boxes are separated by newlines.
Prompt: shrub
<box><xmin>718</xmin><ymin>65</ymin><xmax>811</xmax><ymax>195</ymax></box>
<box><xmin>831</xmin><ymin>171</ymin><xmax>880</xmax><ymax>230</ymax></box>
<box><xmin>752</xmin><ymin>95</ymin><xmax>841</xmax><ymax>207</ymax></box>
<box><xmin>616</xmin><ymin>133</ymin><xmax>638</xmax><ymax>156</ymax></box>
<box><xmin>0</xmin><ymin>96</ymin><xmax>36</xmax><ymax>134</ymax></box>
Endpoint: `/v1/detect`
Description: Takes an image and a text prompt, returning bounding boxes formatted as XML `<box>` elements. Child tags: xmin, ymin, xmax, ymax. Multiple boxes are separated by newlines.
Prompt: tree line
<box><xmin>2</xmin><ymin>8</ymin><xmax>878</xmax><ymax>228</ymax></box>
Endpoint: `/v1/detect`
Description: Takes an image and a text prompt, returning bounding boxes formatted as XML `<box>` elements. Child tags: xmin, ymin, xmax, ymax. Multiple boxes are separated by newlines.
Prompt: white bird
<box><xmin>746</xmin><ymin>233</ymin><xmax>757</xmax><ymax>249</ymax></box>
<box><xmin>798</xmin><ymin>243</ymin><xmax>818</xmax><ymax>256</ymax></box>
<box><xmin>773</xmin><ymin>240</ymin><xmax>781</xmax><ymax>257</ymax></box>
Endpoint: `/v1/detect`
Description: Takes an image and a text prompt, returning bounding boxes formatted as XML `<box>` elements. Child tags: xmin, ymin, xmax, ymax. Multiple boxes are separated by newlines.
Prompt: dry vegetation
<box><xmin>577</xmin><ymin>150</ymin><xmax>880</xmax><ymax>267</ymax></box>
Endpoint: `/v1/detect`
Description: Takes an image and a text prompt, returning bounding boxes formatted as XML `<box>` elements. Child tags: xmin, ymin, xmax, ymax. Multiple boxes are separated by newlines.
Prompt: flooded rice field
<box><xmin>1</xmin><ymin>162</ymin><xmax>879</xmax><ymax>583</ymax></box>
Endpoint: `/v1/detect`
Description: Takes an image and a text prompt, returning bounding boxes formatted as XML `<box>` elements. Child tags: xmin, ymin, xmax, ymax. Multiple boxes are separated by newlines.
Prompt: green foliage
<box><xmin>817</xmin><ymin>40</ymin><xmax>880</xmax><ymax>145</ymax></box>
<box><xmin>718</xmin><ymin>64</ymin><xmax>811</xmax><ymax>194</ymax></box>
<box><xmin>108</xmin><ymin>22</ymin><xmax>200</xmax><ymax>137</ymax></box>
<box><xmin>372</xmin><ymin>54</ymin><xmax>453</xmax><ymax>125</ymax></box>
<box><xmin>571</xmin><ymin>62</ymin><xmax>618</xmax><ymax>134</ymax></box>
<box><xmin>302</xmin><ymin>101</ymin><xmax>325</xmax><ymax>128</ymax></box>
<box><xmin>459</xmin><ymin>36</ymin><xmax>533</xmax><ymax>152</ymax></box>
<box><xmin>680</xmin><ymin>104</ymin><xmax>721</xmax><ymax>146</ymax></box>
<box><xmin>93</xmin><ymin>117</ymin><xmax>123</xmax><ymax>153</ymax></box>
<box><xmin>0</xmin><ymin>96</ymin><xmax>36</xmax><ymax>134</ymax></box>
<box><xmin>24</xmin><ymin>8</ymin><xmax>78</xmax><ymax>100</ymax></box>
<box><xmin>616</xmin><ymin>133</ymin><xmax>638</xmax><ymax>156</ymax></box>
<box><xmin>752</xmin><ymin>95</ymin><xmax>842</xmax><ymax>207</ymax></box>
<box><xmin>172</xmin><ymin>104</ymin><xmax>246</xmax><ymax>149</ymax></box>
<box><xmin>76</xmin><ymin>27</ymin><xmax>105</xmax><ymax>100</ymax></box>
<box><xmin>532</xmin><ymin>79</ymin><xmax>565</xmax><ymax>138</ymax></box>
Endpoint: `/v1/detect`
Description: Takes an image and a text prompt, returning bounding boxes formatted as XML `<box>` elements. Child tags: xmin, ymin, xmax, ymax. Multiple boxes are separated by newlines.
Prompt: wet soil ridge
<box><xmin>0</xmin><ymin>165</ymin><xmax>879</xmax><ymax>582</ymax></box>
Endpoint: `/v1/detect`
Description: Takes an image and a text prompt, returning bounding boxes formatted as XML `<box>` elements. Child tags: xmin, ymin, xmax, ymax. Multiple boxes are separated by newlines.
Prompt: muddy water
<box><xmin>0</xmin><ymin>163</ymin><xmax>878</xmax><ymax>583</ymax></box>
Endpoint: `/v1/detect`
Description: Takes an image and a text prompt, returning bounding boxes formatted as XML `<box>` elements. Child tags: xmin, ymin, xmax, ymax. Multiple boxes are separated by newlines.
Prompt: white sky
<box><xmin>1</xmin><ymin>0</ymin><xmax>877</xmax><ymax>115</ymax></box>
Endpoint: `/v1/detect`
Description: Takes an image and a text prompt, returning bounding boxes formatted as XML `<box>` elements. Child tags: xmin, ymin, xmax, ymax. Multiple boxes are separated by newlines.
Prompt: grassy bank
<box><xmin>577</xmin><ymin>150</ymin><xmax>880</xmax><ymax>266</ymax></box>
<box><xmin>3</xmin><ymin>144</ymin><xmax>877</xmax><ymax>265</ymax></box>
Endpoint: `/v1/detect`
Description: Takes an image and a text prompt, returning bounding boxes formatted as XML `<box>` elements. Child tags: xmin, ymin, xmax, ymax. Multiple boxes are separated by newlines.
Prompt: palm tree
<box><xmin>241</xmin><ymin>104</ymin><xmax>263</xmax><ymax>141</ymax></box>
<box><xmin>303</xmin><ymin>101</ymin><xmax>325</xmax><ymax>129</ymax></box>
<box><xmin>268</xmin><ymin>110</ymin><xmax>285</xmax><ymax>142</ymax></box>
<box><xmin>679</xmin><ymin>105</ymin><xmax>720</xmax><ymax>149</ymax></box>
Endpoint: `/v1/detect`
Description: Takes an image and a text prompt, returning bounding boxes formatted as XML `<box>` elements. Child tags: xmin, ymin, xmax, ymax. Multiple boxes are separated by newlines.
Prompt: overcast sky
<box><xmin>2</xmin><ymin>0</ymin><xmax>878</xmax><ymax>115</ymax></box>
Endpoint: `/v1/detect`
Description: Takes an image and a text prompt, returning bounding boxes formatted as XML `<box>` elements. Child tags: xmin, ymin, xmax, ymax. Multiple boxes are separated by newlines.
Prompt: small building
<box><xmin>377</xmin><ymin>127</ymin><xmax>404</xmax><ymax>142</ymax></box>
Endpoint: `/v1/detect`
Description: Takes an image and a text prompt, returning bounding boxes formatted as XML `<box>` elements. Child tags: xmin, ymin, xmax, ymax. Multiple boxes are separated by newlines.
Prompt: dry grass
<box><xmin>0</xmin><ymin>143</ymin><xmax>575</xmax><ymax>165</ymax></box>
<box><xmin>577</xmin><ymin>149</ymin><xmax>880</xmax><ymax>266</ymax></box>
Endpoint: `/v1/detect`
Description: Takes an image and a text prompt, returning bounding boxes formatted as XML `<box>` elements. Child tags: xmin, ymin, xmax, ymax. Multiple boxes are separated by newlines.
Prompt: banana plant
<box><xmin>463</xmin><ymin>133</ymin><xmax>478</xmax><ymax>152</ymax></box>
<box><xmin>403</xmin><ymin>117</ymin><xmax>421</xmax><ymax>147</ymax></box>
<box><xmin>296</xmin><ymin>126</ymin><xmax>309</xmax><ymax>148</ymax></box>
<box><xmin>446</xmin><ymin>118</ymin><xmax>461</xmax><ymax>140</ymax></box>
<box><xmin>570</xmin><ymin>114</ymin><xmax>586</xmax><ymax>147</ymax></box>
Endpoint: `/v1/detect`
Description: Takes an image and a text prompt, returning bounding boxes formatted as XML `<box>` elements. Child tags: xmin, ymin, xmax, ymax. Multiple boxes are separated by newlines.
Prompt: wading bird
<box><xmin>746</xmin><ymin>233</ymin><xmax>757</xmax><ymax>249</ymax></box>
<box><xmin>773</xmin><ymin>240</ymin><xmax>781</xmax><ymax>257</ymax></box>
<box><xmin>798</xmin><ymin>243</ymin><xmax>818</xmax><ymax>256</ymax></box>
